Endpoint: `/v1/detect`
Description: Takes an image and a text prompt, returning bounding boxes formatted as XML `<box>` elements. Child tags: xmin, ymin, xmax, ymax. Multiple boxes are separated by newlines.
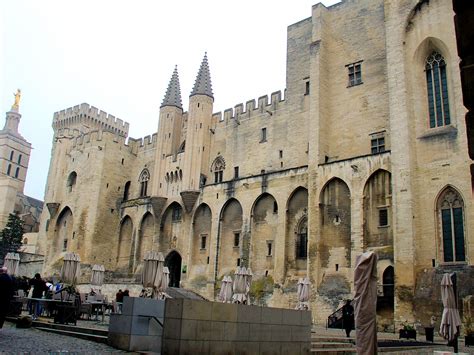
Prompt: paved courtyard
<box><xmin>0</xmin><ymin>322</ymin><xmax>124</xmax><ymax>354</ymax></box>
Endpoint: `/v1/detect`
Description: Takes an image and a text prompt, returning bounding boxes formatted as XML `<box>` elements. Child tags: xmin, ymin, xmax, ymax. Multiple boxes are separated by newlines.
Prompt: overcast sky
<box><xmin>0</xmin><ymin>0</ymin><xmax>339</xmax><ymax>200</ymax></box>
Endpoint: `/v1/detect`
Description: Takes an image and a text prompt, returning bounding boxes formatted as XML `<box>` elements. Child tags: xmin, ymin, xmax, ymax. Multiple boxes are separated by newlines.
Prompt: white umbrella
<box><xmin>60</xmin><ymin>252</ymin><xmax>81</xmax><ymax>284</ymax></box>
<box><xmin>141</xmin><ymin>251</ymin><xmax>164</xmax><ymax>299</ymax></box>
<box><xmin>354</xmin><ymin>251</ymin><xmax>378</xmax><ymax>355</ymax></box>
<box><xmin>218</xmin><ymin>276</ymin><xmax>227</xmax><ymax>302</ymax></box>
<box><xmin>440</xmin><ymin>273</ymin><xmax>461</xmax><ymax>342</ymax></box>
<box><xmin>297</xmin><ymin>277</ymin><xmax>311</xmax><ymax>310</ymax></box>
<box><xmin>232</xmin><ymin>267</ymin><xmax>247</xmax><ymax>304</ymax></box>
<box><xmin>223</xmin><ymin>276</ymin><xmax>233</xmax><ymax>303</ymax></box>
<box><xmin>91</xmin><ymin>264</ymin><xmax>105</xmax><ymax>286</ymax></box>
<box><xmin>3</xmin><ymin>252</ymin><xmax>20</xmax><ymax>275</ymax></box>
<box><xmin>158</xmin><ymin>266</ymin><xmax>170</xmax><ymax>298</ymax></box>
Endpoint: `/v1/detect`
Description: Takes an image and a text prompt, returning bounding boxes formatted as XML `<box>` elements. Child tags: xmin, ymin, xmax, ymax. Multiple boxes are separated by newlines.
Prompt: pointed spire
<box><xmin>161</xmin><ymin>65</ymin><xmax>182</xmax><ymax>109</ymax></box>
<box><xmin>190</xmin><ymin>53</ymin><xmax>213</xmax><ymax>99</ymax></box>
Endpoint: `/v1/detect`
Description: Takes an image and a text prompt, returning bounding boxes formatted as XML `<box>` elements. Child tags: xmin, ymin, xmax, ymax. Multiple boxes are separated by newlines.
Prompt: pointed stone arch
<box><xmin>217</xmin><ymin>198</ymin><xmax>243</xmax><ymax>277</ymax></box>
<box><xmin>285</xmin><ymin>187</ymin><xmax>308</xmax><ymax>272</ymax></box>
<box><xmin>363</xmin><ymin>169</ymin><xmax>392</xmax><ymax>250</ymax></box>
<box><xmin>158</xmin><ymin>202</ymin><xmax>184</xmax><ymax>253</ymax></box>
<box><xmin>117</xmin><ymin>215</ymin><xmax>133</xmax><ymax>271</ymax></box>
<box><xmin>137</xmin><ymin>212</ymin><xmax>155</xmax><ymax>266</ymax></box>
<box><xmin>435</xmin><ymin>185</ymin><xmax>466</xmax><ymax>263</ymax></box>
<box><xmin>250</xmin><ymin>193</ymin><xmax>278</xmax><ymax>278</ymax></box>
<box><xmin>54</xmin><ymin>207</ymin><xmax>73</xmax><ymax>255</ymax></box>
<box><xmin>190</xmin><ymin>203</ymin><xmax>212</xmax><ymax>279</ymax></box>
<box><xmin>319</xmin><ymin>178</ymin><xmax>351</xmax><ymax>270</ymax></box>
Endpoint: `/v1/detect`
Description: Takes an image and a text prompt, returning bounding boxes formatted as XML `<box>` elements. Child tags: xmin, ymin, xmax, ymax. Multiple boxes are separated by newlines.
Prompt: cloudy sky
<box><xmin>0</xmin><ymin>0</ymin><xmax>339</xmax><ymax>200</ymax></box>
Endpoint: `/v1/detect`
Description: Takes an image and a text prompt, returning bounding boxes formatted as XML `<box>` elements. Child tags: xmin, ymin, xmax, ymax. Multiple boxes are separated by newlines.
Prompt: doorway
<box><xmin>165</xmin><ymin>251</ymin><xmax>182</xmax><ymax>288</ymax></box>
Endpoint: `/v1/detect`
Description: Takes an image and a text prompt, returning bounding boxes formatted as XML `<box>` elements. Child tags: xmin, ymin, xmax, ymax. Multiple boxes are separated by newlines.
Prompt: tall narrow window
<box><xmin>296</xmin><ymin>217</ymin><xmax>308</xmax><ymax>259</ymax></box>
<box><xmin>67</xmin><ymin>171</ymin><xmax>77</xmax><ymax>192</ymax></box>
<box><xmin>347</xmin><ymin>61</ymin><xmax>363</xmax><ymax>87</ymax></box>
<box><xmin>9</xmin><ymin>151</ymin><xmax>14</xmax><ymax>161</ymax></box>
<box><xmin>261</xmin><ymin>128</ymin><xmax>267</xmax><ymax>142</ymax></box>
<box><xmin>200</xmin><ymin>235</ymin><xmax>207</xmax><ymax>249</ymax></box>
<box><xmin>426</xmin><ymin>52</ymin><xmax>450</xmax><ymax>128</ymax></box>
<box><xmin>172</xmin><ymin>205</ymin><xmax>182</xmax><ymax>222</ymax></box>
<box><xmin>123</xmin><ymin>181</ymin><xmax>131</xmax><ymax>201</ymax></box>
<box><xmin>6</xmin><ymin>164</ymin><xmax>11</xmax><ymax>176</ymax></box>
<box><xmin>211</xmin><ymin>156</ymin><xmax>225</xmax><ymax>183</ymax></box>
<box><xmin>234</xmin><ymin>232</ymin><xmax>240</xmax><ymax>247</ymax></box>
<box><xmin>234</xmin><ymin>166</ymin><xmax>239</xmax><ymax>179</ymax></box>
<box><xmin>18</xmin><ymin>154</ymin><xmax>22</xmax><ymax>164</ymax></box>
<box><xmin>139</xmin><ymin>169</ymin><xmax>150</xmax><ymax>197</ymax></box>
<box><xmin>438</xmin><ymin>187</ymin><xmax>465</xmax><ymax>262</ymax></box>
<box><xmin>14</xmin><ymin>167</ymin><xmax>20</xmax><ymax>178</ymax></box>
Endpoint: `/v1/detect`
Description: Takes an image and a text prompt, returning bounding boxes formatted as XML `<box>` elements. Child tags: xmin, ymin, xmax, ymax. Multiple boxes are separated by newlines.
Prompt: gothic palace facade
<box><xmin>37</xmin><ymin>0</ymin><xmax>473</xmax><ymax>327</ymax></box>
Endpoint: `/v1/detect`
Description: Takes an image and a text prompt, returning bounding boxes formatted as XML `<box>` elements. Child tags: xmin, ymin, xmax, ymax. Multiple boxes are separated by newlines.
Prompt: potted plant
<box><xmin>465</xmin><ymin>316</ymin><xmax>474</xmax><ymax>346</ymax></box>
<box><xmin>399</xmin><ymin>322</ymin><xmax>417</xmax><ymax>340</ymax></box>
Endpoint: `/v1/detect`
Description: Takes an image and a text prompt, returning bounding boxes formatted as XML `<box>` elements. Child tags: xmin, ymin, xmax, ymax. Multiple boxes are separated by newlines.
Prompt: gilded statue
<box><xmin>12</xmin><ymin>89</ymin><xmax>21</xmax><ymax>110</ymax></box>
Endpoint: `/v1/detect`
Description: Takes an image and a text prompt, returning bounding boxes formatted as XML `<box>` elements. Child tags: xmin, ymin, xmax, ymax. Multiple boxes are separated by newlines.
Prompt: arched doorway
<box><xmin>165</xmin><ymin>251</ymin><xmax>182</xmax><ymax>288</ymax></box>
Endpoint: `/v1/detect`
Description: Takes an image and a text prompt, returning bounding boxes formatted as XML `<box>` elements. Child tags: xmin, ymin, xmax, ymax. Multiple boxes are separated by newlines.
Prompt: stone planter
<box><xmin>399</xmin><ymin>329</ymin><xmax>417</xmax><ymax>340</ymax></box>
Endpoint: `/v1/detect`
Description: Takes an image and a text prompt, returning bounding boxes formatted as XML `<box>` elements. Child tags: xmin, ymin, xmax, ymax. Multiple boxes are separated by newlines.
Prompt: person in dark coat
<box><xmin>0</xmin><ymin>267</ymin><xmax>15</xmax><ymax>328</ymax></box>
<box><xmin>342</xmin><ymin>299</ymin><xmax>355</xmax><ymax>337</ymax></box>
<box><xmin>29</xmin><ymin>273</ymin><xmax>47</xmax><ymax>319</ymax></box>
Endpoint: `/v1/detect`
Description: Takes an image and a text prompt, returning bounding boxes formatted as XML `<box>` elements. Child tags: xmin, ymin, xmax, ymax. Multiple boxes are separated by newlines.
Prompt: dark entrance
<box><xmin>165</xmin><ymin>251</ymin><xmax>182</xmax><ymax>288</ymax></box>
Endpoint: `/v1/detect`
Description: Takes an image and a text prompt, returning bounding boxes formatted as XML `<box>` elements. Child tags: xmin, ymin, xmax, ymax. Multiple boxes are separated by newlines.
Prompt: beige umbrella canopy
<box><xmin>219</xmin><ymin>276</ymin><xmax>233</xmax><ymax>303</ymax></box>
<box><xmin>232</xmin><ymin>267</ymin><xmax>247</xmax><ymax>304</ymax></box>
<box><xmin>141</xmin><ymin>251</ymin><xmax>164</xmax><ymax>299</ymax></box>
<box><xmin>439</xmin><ymin>273</ymin><xmax>462</xmax><ymax>342</ymax></box>
<box><xmin>3</xmin><ymin>252</ymin><xmax>20</xmax><ymax>276</ymax></box>
<box><xmin>91</xmin><ymin>264</ymin><xmax>105</xmax><ymax>286</ymax></box>
<box><xmin>297</xmin><ymin>277</ymin><xmax>311</xmax><ymax>310</ymax></box>
<box><xmin>60</xmin><ymin>252</ymin><xmax>81</xmax><ymax>285</ymax></box>
<box><xmin>354</xmin><ymin>251</ymin><xmax>378</xmax><ymax>355</ymax></box>
<box><xmin>158</xmin><ymin>266</ymin><xmax>170</xmax><ymax>298</ymax></box>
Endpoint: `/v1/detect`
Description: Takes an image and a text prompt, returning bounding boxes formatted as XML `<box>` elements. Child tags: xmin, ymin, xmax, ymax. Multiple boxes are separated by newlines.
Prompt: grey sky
<box><xmin>1</xmin><ymin>0</ymin><xmax>339</xmax><ymax>200</ymax></box>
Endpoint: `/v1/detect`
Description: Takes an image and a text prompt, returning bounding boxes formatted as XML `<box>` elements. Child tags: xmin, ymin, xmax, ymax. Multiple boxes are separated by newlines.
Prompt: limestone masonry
<box><xmin>37</xmin><ymin>0</ymin><xmax>473</xmax><ymax>328</ymax></box>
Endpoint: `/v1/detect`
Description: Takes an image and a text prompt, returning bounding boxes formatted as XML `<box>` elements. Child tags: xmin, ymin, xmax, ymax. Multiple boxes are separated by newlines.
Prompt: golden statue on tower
<box><xmin>12</xmin><ymin>89</ymin><xmax>21</xmax><ymax>110</ymax></box>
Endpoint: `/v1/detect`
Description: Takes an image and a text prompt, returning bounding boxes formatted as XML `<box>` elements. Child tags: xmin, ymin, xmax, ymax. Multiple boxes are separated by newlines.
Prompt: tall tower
<box><xmin>0</xmin><ymin>90</ymin><xmax>32</xmax><ymax>228</ymax></box>
<box><xmin>181</xmin><ymin>54</ymin><xmax>214</xmax><ymax>211</ymax></box>
<box><xmin>154</xmin><ymin>66</ymin><xmax>183</xmax><ymax>196</ymax></box>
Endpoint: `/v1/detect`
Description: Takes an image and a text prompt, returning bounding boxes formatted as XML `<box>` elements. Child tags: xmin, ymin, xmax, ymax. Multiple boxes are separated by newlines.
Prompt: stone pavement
<box><xmin>0</xmin><ymin>321</ymin><xmax>124</xmax><ymax>354</ymax></box>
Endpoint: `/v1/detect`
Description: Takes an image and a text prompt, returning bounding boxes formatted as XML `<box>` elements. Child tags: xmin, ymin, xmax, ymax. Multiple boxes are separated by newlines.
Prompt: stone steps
<box><xmin>34</xmin><ymin>326</ymin><xmax>109</xmax><ymax>344</ymax></box>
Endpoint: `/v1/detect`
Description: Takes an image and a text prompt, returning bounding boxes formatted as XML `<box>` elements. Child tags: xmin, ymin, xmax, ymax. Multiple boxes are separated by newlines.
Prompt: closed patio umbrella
<box><xmin>60</xmin><ymin>252</ymin><xmax>81</xmax><ymax>285</ymax></box>
<box><xmin>218</xmin><ymin>276</ymin><xmax>227</xmax><ymax>302</ymax></box>
<box><xmin>141</xmin><ymin>251</ymin><xmax>164</xmax><ymax>299</ymax></box>
<box><xmin>91</xmin><ymin>264</ymin><xmax>105</xmax><ymax>286</ymax></box>
<box><xmin>232</xmin><ymin>267</ymin><xmax>247</xmax><ymax>304</ymax></box>
<box><xmin>297</xmin><ymin>277</ymin><xmax>311</xmax><ymax>310</ymax></box>
<box><xmin>158</xmin><ymin>266</ymin><xmax>170</xmax><ymax>298</ymax></box>
<box><xmin>354</xmin><ymin>251</ymin><xmax>378</xmax><ymax>355</ymax></box>
<box><xmin>244</xmin><ymin>268</ymin><xmax>253</xmax><ymax>304</ymax></box>
<box><xmin>3</xmin><ymin>252</ymin><xmax>20</xmax><ymax>275</ymax></box>
<box><xmin>440</xmin><ymin>273</ymin><xmax>461</xmax><ymax>343</ymax></box>
<box><xmin>223</xmin><ymin>276</ymin><xmax>233</xmax><ymax>303</ymax></box>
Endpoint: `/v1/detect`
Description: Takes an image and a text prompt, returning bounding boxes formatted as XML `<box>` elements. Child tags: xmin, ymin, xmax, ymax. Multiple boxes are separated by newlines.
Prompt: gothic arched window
<box><xmin>296</xmin><ymin>217</ymin><xmax>308</xmax><ymax>259</ymax></box>
<box><xmin>67</xmin><ymin>171</ymin><xmax>77</xmax><ymax>192</ymax></box>
<box><xmin>425</xmin><ymin>52</ymin><xmax>450</xmax><ymax>128</ymax></box>
<box><xmin>211</xmin><ymin>156</ymin><xmax>225</xmax><ymax>183</ymax></box>
<box><xmin>438</xmin><ymin>187</ymin><xmax>465</xmax><ymax>262</ymax></box>
<box><xmin>139</xmin><ymin>169</ymin><xmax>150</xmax><ymax>197</ymax></box>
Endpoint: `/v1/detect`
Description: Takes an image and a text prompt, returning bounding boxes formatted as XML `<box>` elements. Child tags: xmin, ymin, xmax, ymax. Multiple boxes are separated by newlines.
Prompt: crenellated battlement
<box><xmin>53</xmin><ymin>103</ymin><xmax>129</xmax><ymax>137</ymax></box>
<box><xmin>212</xmin><ymin>89</ymin><xmax>286</xmax><ymax>124</ymax></box>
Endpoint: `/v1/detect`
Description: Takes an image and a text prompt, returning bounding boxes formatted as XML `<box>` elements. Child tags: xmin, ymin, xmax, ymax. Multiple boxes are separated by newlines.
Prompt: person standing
<box><xmin>342</xmin><ymin>299</ymin><xmax>355</xmax><ymax>338</ymax></box>
<box><xmin>29</xmin><ymin>273</ymin><xmax>47</xmax><ymax>319</ymax></box>
<box><xmin>0</xmin><ymin>267</ymin><xmax>14</xmax><ymax>328</ymax></box>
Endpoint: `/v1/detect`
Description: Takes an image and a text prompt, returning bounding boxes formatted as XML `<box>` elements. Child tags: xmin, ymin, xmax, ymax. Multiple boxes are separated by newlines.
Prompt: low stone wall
<box><xmin>76</xmin><ymin>283</ymin><xmax>143</xmax><ymax>301</ymax></box>
<box><xmin>162</xmin><ymin>299</ymin><xmax>311</xmax><ymax>354</ymax></box>
<box><xmin>109</xmin><ymin>297</ymin><xmax>312</xmax><ymax>354</ymax></box>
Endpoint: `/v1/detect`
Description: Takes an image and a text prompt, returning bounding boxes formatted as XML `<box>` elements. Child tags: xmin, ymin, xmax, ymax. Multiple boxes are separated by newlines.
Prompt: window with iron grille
<box><xmin>371</xmin><ymin>137</ymin><xmax>385</xmax><ymax>154</ymax></box>
<box><xmin>200</xmin><ymin>235</ymin><xmax>207</xmax><ymax>249</ymax></box>
<box><xmin>379</xmin><ymin>208</ymin><xmax>388</xmax><ymax>227</ymax></box>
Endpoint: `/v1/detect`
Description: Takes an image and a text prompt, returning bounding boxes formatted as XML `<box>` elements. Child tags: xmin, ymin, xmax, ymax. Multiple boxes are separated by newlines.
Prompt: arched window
<box><xmin>426</xmin><ymin>52</ymin><xmax>450</xmax><ymax>128</ymax></box>
<box><xmin>9</xmin><ymin>151</ymin><xmax>14</xmax><ymax>161</ymax></box>
<box><xmin>14</xmin><ymin>167</ymin><xmax>20</xmax><ymax>178</ymax></box>
<box><xmin>18</xmin><ymin>154</ymin><xmax>22</xmax><ymax>164</ymax></box>
<box><xmin>6</xmin><ymin>164</ymin><xmax>11</xmax><ymax>176</ymax></box>
<box><xmin>296</xmin><ymin>217</ymin><xmax>308</xmax><ymax>259</ymax></box>
<box><xmin>139</xmin><ymin>169</ymin><xmax>150</xmax><ymax>197</ymax></box>
<box><xmin>67</xmin><ymin>172</ymin><xmax>77</xmax><ymax>192</ymax></box>
<box><xmin>438</xmin><ymin>187</ymin><xmax>465</xmax><ymax>262</ymax></box>
<box><xmin>123</xmin><ymin>181</ymin><xmax>131</xmax><ymax>201</ymax></box>
<box><xmin>211</xmin><ymin>156</ymin><xmax>225</xmax><ymax>183</ymax></box>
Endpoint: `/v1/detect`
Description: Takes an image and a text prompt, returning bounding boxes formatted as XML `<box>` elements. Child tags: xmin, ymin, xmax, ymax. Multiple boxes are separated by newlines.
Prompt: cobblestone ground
<box><xmin>0</xmin><ymin>322</ymin><xmax>125</xmax><ymax>354</ymax></box>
